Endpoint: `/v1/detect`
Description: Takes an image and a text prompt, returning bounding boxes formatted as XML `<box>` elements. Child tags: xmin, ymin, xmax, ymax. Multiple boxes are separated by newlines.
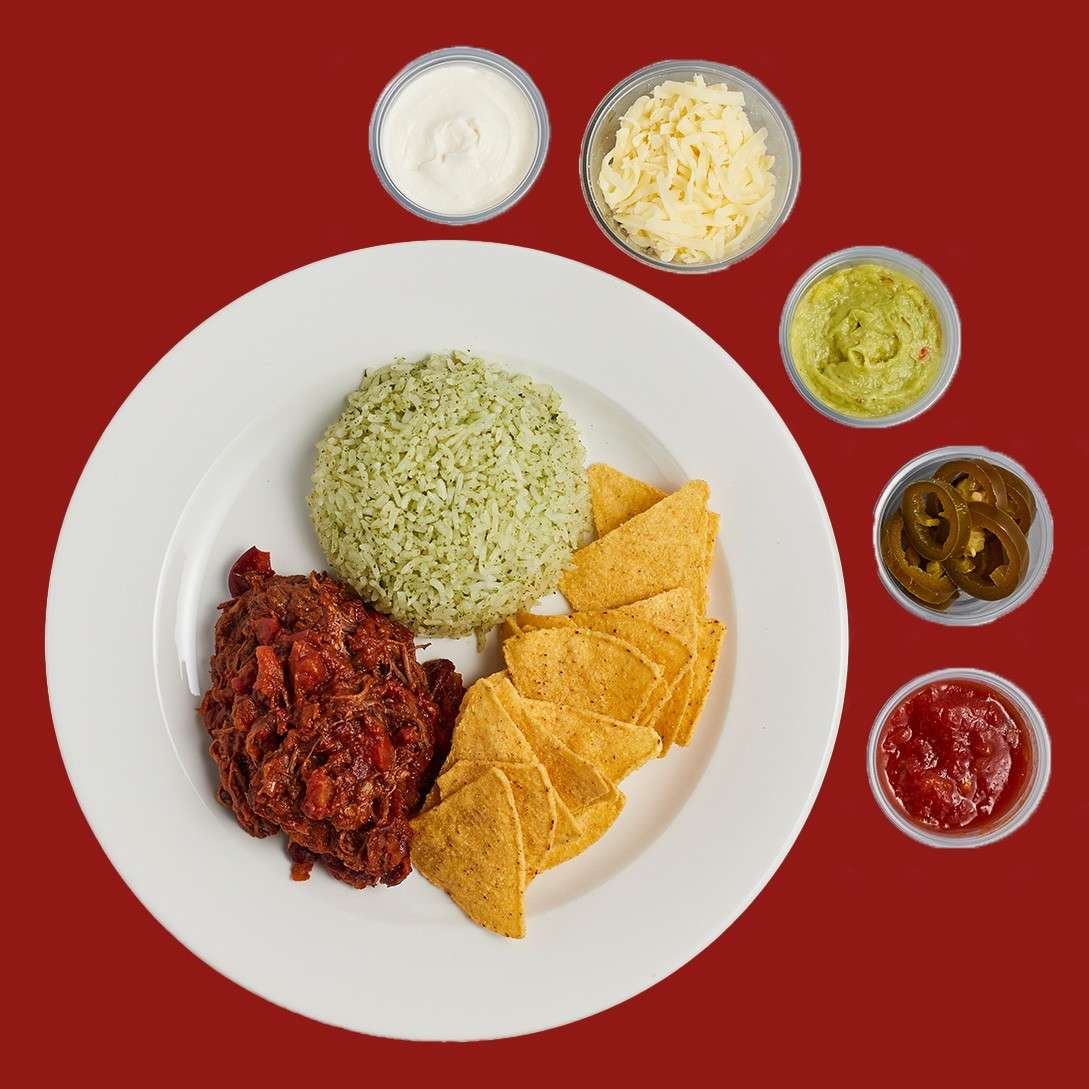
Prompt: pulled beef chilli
<box><xmin>199</xmin><ymin>548</ymin><xmax>462</xmax><ymax>888</ymax></box>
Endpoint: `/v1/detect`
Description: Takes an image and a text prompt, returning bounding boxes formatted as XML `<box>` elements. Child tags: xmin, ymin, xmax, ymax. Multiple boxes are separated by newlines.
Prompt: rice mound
<box><xmin>308</xmin><ymin>352</ymin><xmax>591</xmax><ymax>638</ymax></box>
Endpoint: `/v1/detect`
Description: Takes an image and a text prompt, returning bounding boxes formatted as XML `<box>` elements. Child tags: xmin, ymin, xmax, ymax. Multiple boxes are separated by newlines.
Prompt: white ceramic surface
<box><xmin>46</xmin><ymin>241</ymin><xmax>847</xmax><ymax>1041</ymax></box>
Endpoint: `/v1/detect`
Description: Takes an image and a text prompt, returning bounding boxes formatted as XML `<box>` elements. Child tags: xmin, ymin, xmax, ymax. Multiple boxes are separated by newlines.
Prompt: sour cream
<box><xmin>378</xmin><ymin>62</ymin><xmax>539</xmax><ymax>217</ymax></box>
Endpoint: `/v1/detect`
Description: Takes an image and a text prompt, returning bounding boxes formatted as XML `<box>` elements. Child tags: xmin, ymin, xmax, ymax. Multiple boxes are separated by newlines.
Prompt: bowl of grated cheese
<box><xmin>580</xmin><ymin>61</ymin><xmax>800</xmax><ymax>273</ymax></box>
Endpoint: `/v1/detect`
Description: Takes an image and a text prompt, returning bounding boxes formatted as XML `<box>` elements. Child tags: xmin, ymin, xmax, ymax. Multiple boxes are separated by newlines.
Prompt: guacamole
<box><xmin>789</xmin><ymin>264</ymin><xmax>942</xmax><ymax>418</ymax></box>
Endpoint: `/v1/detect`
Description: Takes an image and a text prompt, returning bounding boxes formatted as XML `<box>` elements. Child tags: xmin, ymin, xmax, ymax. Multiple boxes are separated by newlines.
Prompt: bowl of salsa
<box><xmin>868</xmin><ymin>669</ymin><xmax>1050</xmax><ymax>847</ymax></box>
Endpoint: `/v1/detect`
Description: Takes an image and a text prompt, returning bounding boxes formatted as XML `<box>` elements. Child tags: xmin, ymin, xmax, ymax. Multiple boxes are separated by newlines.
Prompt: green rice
<box><xmin>308</xmin><ymin>351</ymin><xmax>591</xmax><ymax>638</ymax></box>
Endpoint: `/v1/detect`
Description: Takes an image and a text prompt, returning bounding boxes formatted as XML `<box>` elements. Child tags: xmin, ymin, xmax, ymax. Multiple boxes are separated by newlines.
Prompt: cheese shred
<box><xmin>598</xmin><ymin>75</ymin><xmax>777</xmax><ymax>265</ymax></box>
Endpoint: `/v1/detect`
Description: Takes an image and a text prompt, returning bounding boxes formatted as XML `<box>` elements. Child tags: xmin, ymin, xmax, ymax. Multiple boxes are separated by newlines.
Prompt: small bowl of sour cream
<box><xmin>369</xmin><ymin>47</ymin><xmax>550</xmax><ymax>225</ymax></box>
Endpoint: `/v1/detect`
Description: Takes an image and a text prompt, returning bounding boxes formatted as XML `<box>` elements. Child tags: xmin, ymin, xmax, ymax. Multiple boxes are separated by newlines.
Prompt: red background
<box><xmin>12</xmin><ymin>2</ymin><xmax>1085</xmax><ymax>1080</ymax></box>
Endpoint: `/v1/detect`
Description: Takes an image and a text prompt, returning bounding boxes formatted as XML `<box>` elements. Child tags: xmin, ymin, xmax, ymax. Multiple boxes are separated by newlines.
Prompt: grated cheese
<box><xmin>598</xmin><ymin>75</ymin><xmax>777</xmax><ymax>265</ymax></box>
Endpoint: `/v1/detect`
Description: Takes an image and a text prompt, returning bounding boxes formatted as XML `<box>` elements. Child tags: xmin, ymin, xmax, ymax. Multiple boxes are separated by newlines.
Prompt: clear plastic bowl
<box><xmin>579</xmin><ymin>60</ymin><xmax>800</xmax><ymax>273</ymax></box>
<box><xmin>779</xmin><ymin>246</ymin><xmax>961</xmax><ymax>427</ymax></box>
<box><xmin>868</xmin><ymin>668</ymin><xmax>1051</xmax><ymax>848</ymax></box>
<box><xmin>874</xmin><ymin>445</ymin><xmax>1053</xmax><ymax>626</ymax></box>
<box><xmin>368</xmin><ymin>47</ymin><xmax>550</xmax><ymax>226</ymax></box>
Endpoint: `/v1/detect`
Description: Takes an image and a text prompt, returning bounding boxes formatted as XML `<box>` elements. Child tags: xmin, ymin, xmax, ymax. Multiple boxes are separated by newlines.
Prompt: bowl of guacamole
<box><xmin>780</xmin><ymin>246</ymin><xmax>960</xmax><ymax>427</ymax></box>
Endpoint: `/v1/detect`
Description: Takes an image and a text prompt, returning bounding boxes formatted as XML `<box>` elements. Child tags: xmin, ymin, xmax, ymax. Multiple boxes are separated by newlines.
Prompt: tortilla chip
<box><xmin>572</xmin><ymin>609</ymin><xmax>693</xmax><ymax>740</ymax></box>
<box><xmin>410</xmin><ymin>767</ymin><xmax>526</xmax><ymax>939</ymax></box>
<box><xmin>572</xmin><ymin>611</ymin><xmax>690</xmax><ymax>675</ymax></box>
<box><xmin>520</xmin><ymin>698</ymin><xmax>661</xmax><ymax>781</ymax></box>
<box><xmin>503</xmin><ymin>627</ymin><xmax>661</xmax><ymax>723</ymax></box>
<box><xmin>635</xmin><ymin>679</ymin><xmax>670</xmax><ymax>729</ymax></box>
<box><xmin>520</xmin><ymin>613</ymin><xmax>575</xmax><ymax>630</ymax></box>
<box><xmin>559</xmin><ymin>480</ymin><xmax>710</xmax><ymax>612</ymax></box>
<box><xmin>654</xmin><ymin>663</ymin><xmax>694</xmax><ymax>755</ymax></box>
<box><xmin>522</xmin><ymin>726</ymin><xmax>610</xmax><ymax>814</ymax></box>
<box><xmin>704</xmin><ymin>511</ymin><xmax>720</xmax><ymax>571</ymax></box>
<box><xmin>446</xmin><ymin>681</ymin><xmax>536</xmax><ymax>766</ymax></box>
<box><xmin>454</xmin><ymin>670</ymin><xmax>507</xmax><ymax>719</ymax></box>
<box><xmin>437</xmin><ymin>760</ymin><xmax>556</xmax><ymax>877</ymax></box>
<box><xmin>588</xmin><ymin>464</ymin><xmax>667</xmax><ymax>537</ymax></box>
<box><xmin>500</xmin><ymin>613</ymin><xmax>574</xmax><ymax>644</ymax></box>
<box><xmin>675</xmin><ymin>619</ymin><xmax>726</xmax><ymax>747</ymax></box>
<box><xmin>616</xmin><ymin>588</ymin><xmax>699</xmax><ymax>655</ymax></box>
<box><xmin>483</xmin><ymin>674</ymin><xmax>611</xmax><ymax>811</ymax></box>
<box><xmin>480</xmin><ymin>671</ymin><xmax>521</xmax><ymax>719</ymax></box>
<box><xmin>702</xmin><ymin>511</ymin><xmax>720</xmax><ymax>609</ymax></box>
<box><xmin>540</xmin><ymin>796</ymin><xmax>582</xmax><ymax>870</ymax></box>
<box><xmin>542</xmin><ymin>784</ymin><xmax>626</xmax><ymax>868</ymax></box>
<box><xmin>521</xmin><ymin>726</ymin><xmax>609</xmax><ymax>816</ymax></box>
<box><xmin>573</xmin><ymin>607</ymin><xmax>690</xmax><ymax>706</ymax></box>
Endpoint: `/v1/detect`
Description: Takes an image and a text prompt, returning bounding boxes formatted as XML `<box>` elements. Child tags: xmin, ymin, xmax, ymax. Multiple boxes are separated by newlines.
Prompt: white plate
<box><xmin>46</xmin><ymin>241</ymin><xmax>847</xmax><ymax>1041</ymax></box>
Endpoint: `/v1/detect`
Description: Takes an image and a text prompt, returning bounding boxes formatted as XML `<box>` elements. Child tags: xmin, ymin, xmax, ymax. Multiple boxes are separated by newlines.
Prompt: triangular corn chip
<box><xmin>587</xmin><ymin>465</ymin><xmax>720</xmax><ymax>611</ymax></box>
<box><xmin>559</xmin><ymin>480</ymin><xmax>709</xmax><ymax>611</ymax></box>
<box><xmin>520</xmin><ymin>699</ymin><xmax>661</xmax><ymax>781</ymax></box>
<box><xmin>485</xmin><ymin>675</ymin><xmax>610</xmax><ymax>814</ymax></box>
<box><xmin>542</xmin><ymin>783</ymin><xmax>626</xmax><ymax>868</ymax></box>
<box><xmin>655</xmin><ymin>662</ymin><xmax>694</xmax><ymax>754</ymax></box>
<box><xmin>436</xmin><ymin>760</ymin><xmax>556</xmax><ymax>878</ymax></box>
<box><xmin>540</xmin><ymin>795</ymin><xmax>582</xmax><ymax>870</ymax></box>
<box><xmin>410</xmin><ymin>768</ymin><xmax>526</xmax><ymax>939</ymax></box>
<box><xmin>675</xmin><ymin>619</ymin><xmax>726</xmax><ymax>746</ymax></box>
<box><xmin>616</xmin><ymin>588</ymin><xmax>699</xmax><ymax>655</ymax></box>
<box><xmin>701</xmin><ymin>510</ymin><xmax>720</xmax><ymax>611</ymax></box>
<box><xmin>588</xmin><ymin>463</ymin><xmax>667</xmax><ymax>536</ymax></box>
<box><xmin>500</xmin><ymin>613</ymin><xmax>574</xmax><ymax>644</ymax></box>
<box><xmin>445</xmin><ymin>683</ymin><xmax>536</xmax><ymax>766</ymax></box>
<box><xmin>503</xmin><ymin>627</ymin><xmax>661</xmax><ymax>723</ymax></box>
<box><xmin>572</xmin><ymin>608</ymin><xmax>691</xmax><ymax>725</ymax></box>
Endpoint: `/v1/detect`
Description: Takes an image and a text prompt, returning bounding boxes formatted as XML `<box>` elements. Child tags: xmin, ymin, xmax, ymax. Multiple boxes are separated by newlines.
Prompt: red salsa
<box><xmin>879</xmin><ymin>679</ymin><xmax>1030</xmax><ymax>831</ymax></box>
